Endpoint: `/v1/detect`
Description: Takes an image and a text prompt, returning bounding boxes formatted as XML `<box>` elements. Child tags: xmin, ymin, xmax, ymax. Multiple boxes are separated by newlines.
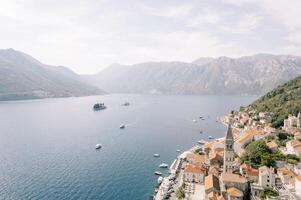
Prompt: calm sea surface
<box><xmin>0</xmin><ymin>94</ymin><xmax>257</xmax><ymax>200</ymax></box>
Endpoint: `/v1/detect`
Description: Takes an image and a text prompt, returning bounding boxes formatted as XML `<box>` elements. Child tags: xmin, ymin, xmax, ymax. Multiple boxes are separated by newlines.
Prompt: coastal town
<box><xmin>153</xmin><ymin>109</ymin><xmax>301</xmax><ymax>200</ymax></box>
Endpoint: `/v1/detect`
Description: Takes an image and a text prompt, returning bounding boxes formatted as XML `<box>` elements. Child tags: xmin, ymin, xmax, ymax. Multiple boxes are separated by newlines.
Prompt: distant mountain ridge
<box><xmin>2</xmin><ymin>49</ymin><xmax>301</xmax><ymax>101</ymax></box>
<box><xmin>86</xmin><ymin>54</ymin><xmax>301</xmax><ymax>95</ymax></box>
<box><xmin>0</xmin><ymin>48</ymin><xmax>102</xmax><ymax>100</ymax></box>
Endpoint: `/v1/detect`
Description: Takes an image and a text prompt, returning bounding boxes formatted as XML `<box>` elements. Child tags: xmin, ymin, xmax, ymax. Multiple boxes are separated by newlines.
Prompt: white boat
<box><xmin>159</xmin><ymin>163</ymin><xmax>169</xmax><ymax>168</ymax></box>
<box><xmin>120</xmin><ymin>124</ymin><xmax>126</xmax><ymax>129</ymax></box>
<box><xmin>176</xmin><ymin>149</ymin><xmax>181</xmax><ymax>152</ymax></box>
<box><xmin>154</xmin><ymin>171</ymin><xmax>162</xmax><ymax>176</ymax></box>
<box><xmin>208</xmin><ymin>135</ymin><xmax>213</xmax><ymax>139</ymax></box>
<box><xmin>122</xmin><ymin>102</ymin><xmax>130</xmax><ymax>106</ymax></box>
<box><xmin>193</xmin><ymin>119</ymin><xmax>197</xmax><ymax>123</ymax></box>
<box><xmin>153</xmin><ymin>154</ymin><xmax>160</xmax><ymax>157</ymax></box>
<box><xmin>198</xmin><ymin>140</ymin><xmax>206</xmax><ymax>145</ymax></box>
<box><xmin>95</xmin><ymin>144</ymin><xmax>102</xmax><ymax>149</ymax></box>
<box><xmin>157</xmin><ymin>176</ymin><xmax>163</xmax><ymax>184</ymax></box>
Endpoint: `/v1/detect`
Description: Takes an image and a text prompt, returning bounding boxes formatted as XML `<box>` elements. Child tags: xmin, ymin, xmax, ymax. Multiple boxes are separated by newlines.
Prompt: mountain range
<box><xmin>1</xmin><ymin>49</ymin><xmax>301</xmax><ymax>101</ymax></box>
<box><xmin>0</xmin><ymin>49</ymin><xmax>102</xmax><ymax>100</ymax></box>
<box><xmin>86</xmin><ymin>54</ymin><xmax>301</xmax><ymax>95</ymax></box>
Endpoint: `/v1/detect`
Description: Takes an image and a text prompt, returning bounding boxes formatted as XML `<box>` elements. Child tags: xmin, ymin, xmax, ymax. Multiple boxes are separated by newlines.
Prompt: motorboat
<box><xmin>95</xmin><ymin>144</ymin><xmax>102</xmax><ymax>149</ymax></box>
<box><xmin>159</xmin><ymin>163</ymin><xmax>169</xmax><ymax>168</ymax></box>
<box><xmin>122</xmin><ymin>102</ymin><xmax>130</xmax><ymax>106</ymax></box>
<box><xmin>198</xmin><ymin>140</ymin><xmax>206</xmax><ymax>145</ymax></box>
<box><xmin>208</xmin><ymin>135</ymin><xmax>213</xmax><ymax>139</ymax></box>
<box><xmin>176</xmin><ymin>149</ymin><xmax>181</xmax><ymax>152</ymax></box>
<box><xmin>120</xmin><ymin>124</ymin><xmax>126</xmax><ymax>129</ymax></box>
<box><xmin>154</xmin><ymin>171</ymin><xmax>162</xmax><ymax>176</ymax></box>
<box><xmin>153</xmin><ymin>154</ymin><xmax>160</xmax><ymax>157</ymax></box>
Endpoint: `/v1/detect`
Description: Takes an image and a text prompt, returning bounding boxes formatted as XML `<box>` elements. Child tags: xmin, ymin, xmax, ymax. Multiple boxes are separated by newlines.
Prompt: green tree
<box><xmin>176</xmin><ymin>184</ymin><xmax>185</xmax><ymax>199</ymax></box>
<box><xmin>241</xmin><ymin>140</ymin><xmax>272</xmax><ymax>168</ymax></box>
<box><xmin>259</xmin><ymin>187</ymin><xmax>279</xmax><ymax>199</ymax></box>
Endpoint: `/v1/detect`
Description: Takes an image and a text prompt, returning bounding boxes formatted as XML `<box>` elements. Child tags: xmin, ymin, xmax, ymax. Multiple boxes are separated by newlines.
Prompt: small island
<box><xmin>93</xmin><ymin>103</ymin><xmax>107</xmax><ymax>110</ymax></box>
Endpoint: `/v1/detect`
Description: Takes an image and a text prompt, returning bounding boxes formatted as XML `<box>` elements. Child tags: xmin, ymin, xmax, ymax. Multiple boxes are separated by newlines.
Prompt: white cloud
<box><xmin>142</xmin><ymin>4</ymin><xmax>193</xmax><ymax>18</ymax></box>
<box><xmin>0</xmin><ymin>0</ymin><xmax>300</xmax><ymax>73</ymax></box>
<box><xmin>186</xmin><ymin>9</ymin><xmax>221</xmax><ymax>27</ymax></box>
<box><xmin>220</xmin><ymin>13</ymin><xmax>263</xmax><ymax>34</ymax></box>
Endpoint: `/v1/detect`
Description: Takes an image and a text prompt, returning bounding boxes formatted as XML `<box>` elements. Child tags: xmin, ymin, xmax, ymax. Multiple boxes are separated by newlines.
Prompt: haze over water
<box><xmin>0</xmin><ymin>94</ymin><xmax>257</xmax><ymax>200</ymax></box>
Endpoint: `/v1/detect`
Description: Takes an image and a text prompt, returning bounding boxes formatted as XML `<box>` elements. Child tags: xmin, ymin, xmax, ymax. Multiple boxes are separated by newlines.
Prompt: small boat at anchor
<box><xmin>154</xmin><ymin>171</ymin><xmax>162</xmax><ymax>176</ymax></box>
<box><xmin>120</xmin><ymin>124</ymin><xmax>126</xmax><ymax>129</ymax></box>
<box><xmin>159</xmin><ymin>163</ymin><xmax>169</xmax><ymax>168</ymax></box>
<box><xmin>198</xmin><ymin>140</ymin><xmax>206</xmax><ymax>145</ymax></box>
<box><xmin>95</xmin><ymin>144</ymin><xmax>102</xmax><ymax>149</ymax></box>
<box><xmin>158</xmin><ymin>176</ymin><xmax>163</xmax><ymax>184</ymax></box>
<box><xmin>153</xmin><ymin>154</ymin><xmax>160</xmax><ymax>157</ymax></box>
<box><xmin>122</xmin><ymin>102</ymin><xmax>130</xmax><ymax>106</ymax></box>
<box><xmin>176</xmin><ymin>149</ymin><xmax>181</xmax><ymax>152</ymax></box>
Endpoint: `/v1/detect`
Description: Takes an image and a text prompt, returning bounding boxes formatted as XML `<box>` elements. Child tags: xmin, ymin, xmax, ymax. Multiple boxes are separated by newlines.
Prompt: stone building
<box><xmin>223</xmin><ymin>123</ymin><xmax>235</xmax><ymax>173</ymax></box>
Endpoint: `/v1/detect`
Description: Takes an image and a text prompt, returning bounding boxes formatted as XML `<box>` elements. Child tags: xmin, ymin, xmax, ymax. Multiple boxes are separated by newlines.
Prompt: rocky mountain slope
<box><xmin>86</xmin><ymin>54</ymin><xmax>301</xmax><ymax>95</ymax></box>
<box><xmin>0</xmin><ymin>49</ymin><xmax>102</xmax><ymax>100</ymax></box>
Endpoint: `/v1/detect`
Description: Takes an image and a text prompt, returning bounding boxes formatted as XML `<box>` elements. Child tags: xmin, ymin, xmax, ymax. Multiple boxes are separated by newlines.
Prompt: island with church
<box><xmin>153</xmin><ymin>75</ymin><xmax>301</xmax><ymax>200</ymax></box>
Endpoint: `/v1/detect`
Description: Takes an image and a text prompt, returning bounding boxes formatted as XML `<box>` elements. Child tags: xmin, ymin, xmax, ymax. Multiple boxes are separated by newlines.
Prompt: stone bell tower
<box><xmin>223</xmin><ymin>121</ymin><xmax>235</xmax><ymax>173</ymax></box>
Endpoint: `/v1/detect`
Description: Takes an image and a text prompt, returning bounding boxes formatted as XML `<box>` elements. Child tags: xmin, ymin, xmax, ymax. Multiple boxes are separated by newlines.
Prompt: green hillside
<box><xmin>250</xmin><ymin>75</ymin><xmax>301</xmax><ymax>128</ymax></box>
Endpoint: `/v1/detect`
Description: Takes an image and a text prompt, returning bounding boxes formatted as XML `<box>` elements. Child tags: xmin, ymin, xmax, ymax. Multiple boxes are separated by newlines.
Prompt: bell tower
<box><xmin>223</xmin><ymin>122</ymin><xmax>235</xmax><ymax>173</ymax></box>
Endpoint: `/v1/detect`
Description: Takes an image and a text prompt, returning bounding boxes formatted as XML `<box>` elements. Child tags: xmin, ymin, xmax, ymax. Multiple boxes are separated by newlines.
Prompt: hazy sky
<box><xmin>1</xmin><ymin>0</ymin><xmax>301</xmax><ymax>74</ymax></box>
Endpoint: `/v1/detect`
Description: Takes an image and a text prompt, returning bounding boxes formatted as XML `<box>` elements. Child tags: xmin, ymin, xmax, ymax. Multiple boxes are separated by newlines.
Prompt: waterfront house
<box><xmin>186</xmin><ymin>152</ymin><xmax>206</xmax><ymax>166</ymax></box>
<box><xmin>183</xmin><ymin>164</ymin><xmax>205</xmax><ymax>183</ymax></box>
